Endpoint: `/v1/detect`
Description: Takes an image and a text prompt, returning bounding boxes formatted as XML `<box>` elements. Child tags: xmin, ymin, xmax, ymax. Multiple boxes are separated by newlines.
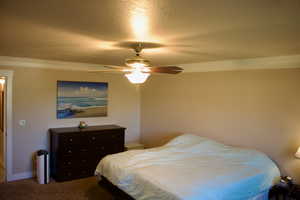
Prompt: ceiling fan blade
<box><xmin>104</xmin><ymin>65</ymin><xmax>134</xmax><ymax>72</ymax></box>
<box><xmin>150</xmin><ymin>66</ymin><xmax>183</xmax><ymax>74</ymax></box>
<box><xmin>88</xmin><ymin>65</ymin><xmax>133</xmax><ymax>73</ymax></box>
<box><xmin>103</xmin><ymin>65</ymin><xmax>126</xmax><ymax>69</ymax></box>
<box><xmin>88</xmin><ymin>69</ymin><xmax>125</xmax><ymax>73</ymax></box>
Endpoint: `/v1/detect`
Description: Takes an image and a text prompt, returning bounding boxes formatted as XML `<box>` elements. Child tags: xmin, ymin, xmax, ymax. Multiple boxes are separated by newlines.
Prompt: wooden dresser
<box><xmin>49</xmin><ymin>125</ymin><xmax>126</xmax><ymax>182</ymax></box>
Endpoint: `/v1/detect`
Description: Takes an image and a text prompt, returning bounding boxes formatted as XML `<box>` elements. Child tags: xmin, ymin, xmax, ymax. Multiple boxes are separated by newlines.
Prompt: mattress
<box><xmin>95</xmin><ymin>134</ymin><xmax>280</xmax><ymax>200</ymax></box>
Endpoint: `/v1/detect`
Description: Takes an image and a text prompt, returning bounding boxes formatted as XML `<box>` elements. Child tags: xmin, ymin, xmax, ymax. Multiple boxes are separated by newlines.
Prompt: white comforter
<box><xmin>95</xmin><ymin>134</ymin><xmax>280</xmax><ymax>200</ymax></box>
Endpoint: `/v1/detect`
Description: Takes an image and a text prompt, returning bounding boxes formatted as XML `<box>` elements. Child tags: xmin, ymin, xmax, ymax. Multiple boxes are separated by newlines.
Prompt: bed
<box><xmin>95</xmin><ymin>134</ymin><xmax>280</xmax><ymax>200</ymax></box>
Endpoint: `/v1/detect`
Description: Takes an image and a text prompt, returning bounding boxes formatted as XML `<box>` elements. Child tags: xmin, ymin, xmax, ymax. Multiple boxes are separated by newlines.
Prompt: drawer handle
<box><xmin>68</xmin><ymin>150</ymin><xmax>72</xmax><ymax>153</ymax></box>
<box><xmin>69</xmin><ymin>138</ymin><xmax>73</xmax><ymax>142</ymax></box>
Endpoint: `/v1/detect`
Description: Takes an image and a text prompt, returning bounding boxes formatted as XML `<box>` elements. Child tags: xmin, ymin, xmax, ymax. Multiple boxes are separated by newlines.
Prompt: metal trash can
<box><xmin>36</xmin><ymin>150</ymin><xmax>49</xmax><ymax>184</ymax></box>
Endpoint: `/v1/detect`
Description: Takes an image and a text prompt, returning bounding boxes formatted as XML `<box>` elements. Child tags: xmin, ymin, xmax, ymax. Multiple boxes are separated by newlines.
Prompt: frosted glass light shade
<box><xmin>295</xmin><ymin>147</ymin><xmax>300</xmax><ymax>158</ymax></box>
<box><xmin>125</xmin><ymin>71</ymin><xmax>150</xmax><ymax>84</ymax></box>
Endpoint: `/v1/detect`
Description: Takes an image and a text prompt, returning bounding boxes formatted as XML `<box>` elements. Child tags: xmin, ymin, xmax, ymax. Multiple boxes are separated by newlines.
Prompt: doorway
<box><xmin>0</xmin><ymin>77</ymin><xmax>5</xmax><ymax>183</ymax></box>
<box><xmin>0</xmin><ymin>70</ymin><xmax>13</xmax><ymax>182</ymax></box>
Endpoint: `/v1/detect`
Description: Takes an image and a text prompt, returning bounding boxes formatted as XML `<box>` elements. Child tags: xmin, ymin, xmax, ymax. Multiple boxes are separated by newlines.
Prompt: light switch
<box><xmin>19</xmin><ymin>120</ymin><xmax>26</xmax><ymax>126</ymax></box>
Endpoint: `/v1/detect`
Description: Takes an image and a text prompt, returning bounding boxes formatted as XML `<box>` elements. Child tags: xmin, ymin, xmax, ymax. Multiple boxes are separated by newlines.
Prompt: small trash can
<box><xmin>36</xmin><ymin>150</ymin><xmax>49</xmax><ymax>184</ymax></box>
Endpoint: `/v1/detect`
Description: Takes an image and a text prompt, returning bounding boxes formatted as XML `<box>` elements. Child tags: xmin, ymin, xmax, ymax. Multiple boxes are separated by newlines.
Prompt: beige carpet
<box><xmin>0</xmin><ymin>176</ymin><xmax>114</xmax><ymax>200</ymax></box>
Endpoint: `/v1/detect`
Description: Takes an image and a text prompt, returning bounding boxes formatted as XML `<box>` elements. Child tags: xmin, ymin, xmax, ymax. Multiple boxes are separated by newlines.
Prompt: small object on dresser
<box><xmin>279</xmin><ymin>176</ymin><xmax>294</xmax><ymax>188</ymax></box>
<box><xmin>78</xmin><ymin>121</ymin><xmax>88</xmax><ymax>129</ymax></box>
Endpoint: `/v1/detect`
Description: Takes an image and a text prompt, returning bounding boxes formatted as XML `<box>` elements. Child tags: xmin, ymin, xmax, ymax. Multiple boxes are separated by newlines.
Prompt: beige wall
<box><xmin>141</xmin><ymin>69</ymin><xmax>300</xmax><ymax>182</ymax></box>
<box><xmin>0</xmin><ymin>67</ymin><xmax>141</xmax><ymax>174</ymax></box>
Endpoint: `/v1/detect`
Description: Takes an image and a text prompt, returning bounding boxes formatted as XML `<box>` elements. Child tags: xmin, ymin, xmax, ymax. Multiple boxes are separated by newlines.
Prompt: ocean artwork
<box><xmin>57</xmin><ymin>81</ymin><xmax>108</xmax><ymax>119</ymax></box>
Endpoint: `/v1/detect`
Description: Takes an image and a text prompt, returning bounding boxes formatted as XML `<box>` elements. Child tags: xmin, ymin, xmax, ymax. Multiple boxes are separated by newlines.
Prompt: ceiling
<box><xmin>1</xmin><ymin>0</ymin><xmax>300</xmax><ymax>67</ymax></box>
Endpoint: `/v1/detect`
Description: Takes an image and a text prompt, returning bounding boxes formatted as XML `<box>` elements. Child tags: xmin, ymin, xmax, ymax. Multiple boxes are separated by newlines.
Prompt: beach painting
<box><xmin>57</xmin><ymin>81</ymin><xmax>108</xmax><ymax>119</ymax></box>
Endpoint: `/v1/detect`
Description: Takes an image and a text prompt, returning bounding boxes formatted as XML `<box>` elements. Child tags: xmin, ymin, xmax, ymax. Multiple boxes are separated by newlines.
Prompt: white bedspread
<box><xmin>95</xmin><ymin>134</ymin><xmax>280</xmax><ymax>200</ymax></box>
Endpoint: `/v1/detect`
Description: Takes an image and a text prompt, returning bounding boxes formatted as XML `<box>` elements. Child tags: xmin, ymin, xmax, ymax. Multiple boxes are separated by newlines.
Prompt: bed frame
<box><xmin>99</xmin><ymin>175</ymin><xmax>277</xmax><ymax>200</ymax></box>
<box><xmin>99</xmin><ymin>176</ymin><xmax>134</xmax><ymax>200</ymax></box>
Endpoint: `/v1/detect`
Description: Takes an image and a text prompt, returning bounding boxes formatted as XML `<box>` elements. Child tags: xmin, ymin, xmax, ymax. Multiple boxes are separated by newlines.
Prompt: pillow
<box><xmin>165</xmin><ymin>134</ymin><xmax>210</xmax><ymax>147</ymax></box>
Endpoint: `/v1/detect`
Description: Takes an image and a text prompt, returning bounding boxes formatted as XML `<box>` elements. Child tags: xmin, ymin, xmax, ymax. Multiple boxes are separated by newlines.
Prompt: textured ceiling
<box><xmin>1</xmin><ymin>0</ymin><xmax>300</xmax><ymax>67</ymax></box>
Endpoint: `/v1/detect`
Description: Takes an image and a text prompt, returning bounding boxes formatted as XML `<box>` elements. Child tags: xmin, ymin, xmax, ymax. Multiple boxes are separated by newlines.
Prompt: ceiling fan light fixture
<box><xmin>125</xmin><ymin>70</ymin><xmax>150</xmax><ymax>84</ymax></box>
<box><xmin>129</xmin><ymin>62</ymin><xmax>147</xmax><ymax>69</ymax></box>
<box><xmin>125</xmin><ymin>56</ymin><xmax>150</xmax><ymax>68</ymax></box>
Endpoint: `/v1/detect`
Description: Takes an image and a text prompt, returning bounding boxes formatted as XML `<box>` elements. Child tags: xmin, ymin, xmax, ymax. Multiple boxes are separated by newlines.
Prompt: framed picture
<box><xmin>57</xmin><ymin>81</ymin><xmax>108</xmax><ymax>119</ymax></box>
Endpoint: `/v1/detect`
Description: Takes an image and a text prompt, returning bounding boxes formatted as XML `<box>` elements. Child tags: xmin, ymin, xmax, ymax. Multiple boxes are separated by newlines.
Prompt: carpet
<box><xmin>0</xmin><ymin>177</ymin><xmax>278</xmax><ymax>200</ymax></box>
<box><xmin>0</xmin><ymin>176</ymin><xmax>114</xmax><ymax>200</ymax></box>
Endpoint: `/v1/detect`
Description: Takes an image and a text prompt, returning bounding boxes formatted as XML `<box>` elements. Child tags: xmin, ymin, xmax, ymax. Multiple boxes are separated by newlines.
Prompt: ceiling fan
<box><xmin>90</xmin><ymin>43</ymin><xmax>183</xmax><ymax>84</ymax></box>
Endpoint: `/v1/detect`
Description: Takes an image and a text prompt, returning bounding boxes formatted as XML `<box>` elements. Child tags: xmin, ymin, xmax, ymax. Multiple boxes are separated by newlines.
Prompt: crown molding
<box><xmin>181</xmin><ymin>54</ymin><xmax>300</xmax><ymax>72</ymax></box>
<box><xmin>0</xmin><ymin>55</ymin><xmax>300</xmax><ymax>73</ymax></box>
<box><xmin>0</xmin><ymin>56</ymin><xmax>107</xmax><ymax>71</ymax></box>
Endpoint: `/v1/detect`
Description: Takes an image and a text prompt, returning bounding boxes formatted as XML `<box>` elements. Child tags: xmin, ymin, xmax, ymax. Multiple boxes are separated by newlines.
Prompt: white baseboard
<box><xmin>9</xmin><ymin>171</ymin><xmax>33</xmax><ymax>182</ymax></box>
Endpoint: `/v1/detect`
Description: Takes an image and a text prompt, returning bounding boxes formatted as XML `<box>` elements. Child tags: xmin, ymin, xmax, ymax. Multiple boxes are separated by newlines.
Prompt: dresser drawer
<box><xmin>56</xmin><ymin>167</ymin><xmax>94</xmax><ymax>182</ymax></box>
<box><xmin>94</xmin><ymin>142</ymin><xmax>110</xmax><ymax>152</ymax></box>
<box><xmin>110</xmin><ymin>132</ymin><xmax>124</xmax><ymax>140</ymax></box>
<box><xmin>58</xmin><ymin>133</ymin><xmax>82</xmax><ymax>145</ymax></box>
<box><xmin>57</xmin><ymin>134</ymin><xmax>89</xmax><ymax>155</ymax></box>
<box><xmin>88</xmin><ymin>131</ymin><xmax>124</xmax><ymax>143</ymax></box>
<box><xmin>57</xmin><ymin>156</ymin><xmax>92</xmax><ymax>169</ymax></box>
<box><xmin>57</xmin><ymin>145</ymin><xmax>89</xmax><ymax>155</ymax></box>
<box><xmin>88</xmin><ymin>134</ymin><xmax>104</xmax><ymax>144</ymax></box>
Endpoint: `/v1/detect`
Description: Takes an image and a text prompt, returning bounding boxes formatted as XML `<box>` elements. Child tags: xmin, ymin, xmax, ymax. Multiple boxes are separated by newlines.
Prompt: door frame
<box><xmin>0</xmin><ymin>70</ymin><xmax>13</xmax><ymax>182</ymax></box>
